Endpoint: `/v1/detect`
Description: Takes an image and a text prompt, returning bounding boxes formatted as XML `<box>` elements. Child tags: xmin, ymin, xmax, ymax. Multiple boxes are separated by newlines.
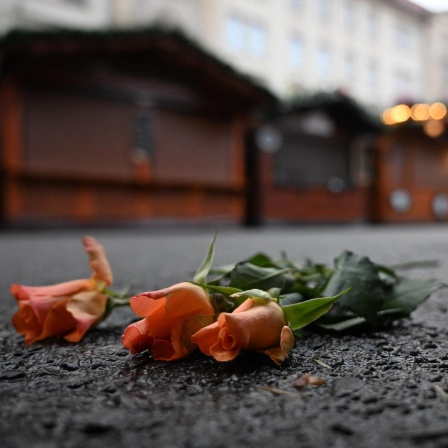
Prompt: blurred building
<box><xmin>0</xmin><ymin>0</ymin><xmax>112</xmax><ymax>31</ymax></box>
<box><xmin>2</xmin><ymin>0</ymin><xmax>448</xmax><ymax>226</ymax></box>
<box><xmin>374</xmin><ymin>101</ymin><xmax>448</xmax><ymax>222</ymax></box>
<box><xmin>248</xmin><ymin>92</ymin><xmax>381</xmax><ymax>224</ymax></box>
<box><xmin>0</xmin><ymin>28</ymin><xmax>274</xmax><ymax>225</ymax></box>
<box><xmin>1</xmin><ymin>0</ymin><xmax>445</xmax><ymax>112</ymax></box>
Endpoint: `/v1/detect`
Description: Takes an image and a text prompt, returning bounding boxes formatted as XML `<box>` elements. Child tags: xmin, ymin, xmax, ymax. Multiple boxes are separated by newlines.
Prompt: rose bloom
<box><xmin>191</xmin><ymin>298</ymin><xmax>295</xmax><ymax>365</ymax></box>
<box><xmin>11</xmin><ymin>236</ymin><xmax>113</xmax><ymax>344</ymax></box>
<box><xmin>122</xmin><ymin>282</ymin><xmax>215</xmax><ymax>361</ymax></box>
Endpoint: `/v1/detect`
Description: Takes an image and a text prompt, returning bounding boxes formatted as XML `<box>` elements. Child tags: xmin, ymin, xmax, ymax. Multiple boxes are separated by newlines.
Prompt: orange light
<box><xmin>430</xmin><ymin>102</ymin><xmax>447</xmax><ymax>120</ymax></box>
<box><xmin>390</xmin><ymin>104</ymin><xmax>410</xmax><ymax>123</ymax></box>
<box><xmin>410</xmin><ymin>103</ymin><xmax>430</xmax><ymax>121</ymax></box>
<box><xmin>424</xmin><ymin>119</ymin><xmax>444</xmax><ymax>137</ymax></box>
<box><xmin>381</xmin><ymin>108</ymin><xmax>395</xmax><ymax>125</ymax></box>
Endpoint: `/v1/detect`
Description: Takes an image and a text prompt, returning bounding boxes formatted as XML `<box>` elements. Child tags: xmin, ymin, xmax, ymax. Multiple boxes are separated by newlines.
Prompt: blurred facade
<box><xmin>0</xmin><ymin>28</ymin><xmax>273</xmax><ymax>225</ymax></box>
<box><xmin>252</xmin><ymin>92</ymin><xmax>381</xmax><ymax>224</ymax></box>
<box><xmin>2</xmin><ymin>0</ymin><xmax>448</xmax><ymax>226</ymax></box>
<box><xmin>1</xmin><ymin>0</ymin><xmax>447</xmax><ymax>111</ymax></box>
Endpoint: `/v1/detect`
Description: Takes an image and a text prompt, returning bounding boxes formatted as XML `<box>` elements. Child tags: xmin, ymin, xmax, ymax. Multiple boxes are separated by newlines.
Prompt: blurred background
<box><xmin>1</xmin><ymin>0</ymin><xmax>448</xmax><ymax>227</ymax></box>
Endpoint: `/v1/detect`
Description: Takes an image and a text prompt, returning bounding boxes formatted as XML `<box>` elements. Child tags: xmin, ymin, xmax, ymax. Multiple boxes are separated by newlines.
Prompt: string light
<box><xmin>430</xmin><ymin>102</ymin><xmax>447</xmax><ymax>120</ymax></box>
<box><xmin>390</xmin><ymin>104</ymin><xmax>410</xmax><ymax>123</ymax></box>
<box><xmin>380</xmin><ymin>102</ymin><xmax>447</xmax><ymax>132</ymax></box>
<box><xmin>410</xmin><ymin>103</ymin><xmax>430</xmax><ymax>121</ymax></box>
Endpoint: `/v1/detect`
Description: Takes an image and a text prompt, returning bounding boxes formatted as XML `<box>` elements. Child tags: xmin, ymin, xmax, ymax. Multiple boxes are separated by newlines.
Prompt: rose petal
<box><xmin>143</xmin><ymin>298</ymin><xmax>172</xmax><ymax>339</ymax></box>
<box><xmin>280</xmin><ymin>326</ymin><xmax>295</xmax><ymax>356</ymax></box>
<box><xmin>164</xmin><ymin>283</ymin><xmax>215</xmax><ymax>319</ymax></box>
<box><xmin>191</xmin><ymin>321</ymin><xmax>221</xmax><ymax>356</ymax></box>
<box><xmin>151</xmin><ymin>338</ymin><xmax>176</xmax><ymax>361</ymax></box>
<box><xmin>122</xmin><ymin>318</ymin><xmax>156</xmax><ymax>354</ymax></box>
<box><xmin>12</xmin><ymin>304</ymin><xmax>43</xmax><ymax>344</ymax></box>
<box><xmin>12</xmin><ymin>280</ymin><xmax>91</xmax><ymax>303</ymax></box>
<box><xmin>170</xmin><ymin>314</ymin><xmax>215</xmax><ymax>360</ymax></box>
<box><xmin>223</xmin><ymin>301</ymin><xmax>284</xmax><ymax>350</ymax></box>
<box><xmin>262</xmin><ymin>326</ymin><xmax>295</xmax><ymax>365</ymax></box>
<box><xmin>261</xmin><ymin>346</ymin><xmax>286</xmax><ymax>365</ymax></box>
<box><xmin>130</xmin><ymin>292</ymin><xmax>168</xmax><ymax>317</ymax></box>
<box><xmin>65</xmin><ymin>291</ymin><xmax>108</xmax><ymax>342</ymax></box>
<box><xmin>82</xmin><ymin>236</ymin><xmax>113</xmax><ymax>286</ymax></box>
<box><xmin>35</xmin><ymin>300</ymin><xmax>77</xmax><ymax>343</ymax></box>
<box><xmin>209</xmin><ymin>327</ymin><xmax>241</xmax><ymax>362</ymax></box>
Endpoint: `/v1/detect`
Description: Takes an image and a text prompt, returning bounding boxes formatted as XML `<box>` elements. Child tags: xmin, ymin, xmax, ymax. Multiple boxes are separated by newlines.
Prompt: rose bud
<box><xmin>191</xmin><ymin>298</ymin><xmax>295</xmax><ymax>365</ymax></box>
<box><xmin>122</xmin><ymin>282</ymin><xmax>215</xmax><ymax>361</ymax></box>
<box><xmin>11</xmin><ymin>236</ymin><xmax>113</xmax><ymax>344</ymax></box>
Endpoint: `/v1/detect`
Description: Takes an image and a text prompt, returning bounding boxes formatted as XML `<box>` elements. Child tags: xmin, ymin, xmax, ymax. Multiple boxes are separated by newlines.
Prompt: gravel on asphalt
<box><xmin>1</xmin><ymin>224</ymin><xmax>447</xmax><ymax>448</ymax></box>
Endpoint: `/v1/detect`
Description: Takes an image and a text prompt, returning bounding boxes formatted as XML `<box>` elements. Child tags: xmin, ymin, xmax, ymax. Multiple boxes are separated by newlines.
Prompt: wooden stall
<box><xmin>372</xmin><ymin>103</ymin><xmax>448</xmax><ymax>222</ymax></box>
<box><xmin>0</xmin><ymin>28</ymin><xmax>274</xmax><ymax>226</ymax></box>
<box><xmin>251</xmin><ymin>92</ymin><xmax>381</xmax><ymax>224</ymax></box>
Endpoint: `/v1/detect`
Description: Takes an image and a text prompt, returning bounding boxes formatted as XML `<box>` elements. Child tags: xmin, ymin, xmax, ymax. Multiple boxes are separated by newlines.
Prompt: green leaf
<box><xmin>246</xmin><ymin>252</ymin><xmax>278</xmax><ymax>268</ymax></box>
<box><xmin>229</xmin><ymin>263</ymin><xmax>294</xmax><ymax>292</ymax></box>
<box><xmin>318</xmin><ymin>309</ymin><xmax>405</xmax><ymax>331</ymax></box>
<box><xmin>318</xmin><ymin>316</ymin><xmax>368</xmax><ymax>332</ymax></box>
<box><xmin>208</xmin><ymin>263</ymin><xmax>236</xmax><ymax>284</ymax></box>
<box><xmin>230</xmin><ymin>289</ymin><xmax>274</xmax><ymax>302</ymax></box>
<box><xmin>382</xmin><ymin>277</ymin><xmax>445</xmax><ymax>315</ymax></box>
<box><xmin>193</xmin><ymin>282</ymin><xmax>242</xmax><ymax>297</ymax></box>
<box><xmin>281</xmin><ymin>288</ymin><xmax>349</xmax><ymax>331</ymax></box>
<box><xmin>322</xmin><ymin>251</ymin><xmax>385</xmax><ymax>323</ymax></box>
<box><xmin>193</xmin><ymin>234</ymin><xmax>216</xmax><ymax>284</ymax></box>
<box><xmin>279</xmin><ymin>292</ymin><xmax>303</xmax><ymax>306</ymax></box>
<box><xmin>268</xmin><ymin>287</ymin><xmax>281</xmax><ymax>299</ymax></box>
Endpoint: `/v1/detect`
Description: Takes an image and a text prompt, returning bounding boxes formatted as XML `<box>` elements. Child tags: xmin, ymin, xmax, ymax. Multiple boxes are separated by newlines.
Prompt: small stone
<box><xmin>60</xmin><ymin>362</ymin><xmax>79</xmax><ymax>372</ymax></box>
<box><xmin>82</xmin><ymin>422</ymin><xmax>112</xmax><ymax>434</ymax></box>
<box><xmin>0</xmin><ymin>370</ymin><xmax>26</xmax><ymax>381</ymax></box>
<box><xmin>362</xmin><ymin>395</ymin><xmax>379</xmax><ymax>404</ymax></box>
<box><xmin>186</xmin><ymin>385</ymin><xmax>203</xmax><ymax>396</ymax></box>
<box><xmin>429</xmin><ymin>374</ymin><xmax>443</xmax><ymax>383</ymax></box>
<box><xmin>331</xmin><ymin>423</ymin><xmax>354</xmax><ymax>435</ymax></box>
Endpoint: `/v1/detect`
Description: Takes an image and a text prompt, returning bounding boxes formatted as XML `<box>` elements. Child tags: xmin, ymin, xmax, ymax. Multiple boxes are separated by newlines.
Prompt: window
<box><xmin>318</xmin><ymin>0</ymin><xmax>332</xmax><ymax>21</ymax></box>
<box><xmin>367</xmin><ymin>10</ymin><xmax>378</xmax><ymax>39</ymax></box>
<box><xmin>289</xmin><ymin>36</ymin><xmax>304</xmax><ymax>69</ymax></box>
<box><xmin>396</xmin><ymin>22</ymin><xmax>412</xmax><ymax>49</ymax></box>
<box><xmin>291</xmin><ymin>0</ymin><xmax>305</xmax><ymax>10</ymax></box>
<box><xmin>343</xmin><ymin>0</ymin><xmax>355</xmax><ymax>30</ymax></box>
<box><xmin>368</xmin><ymin>61</ymin><xmax>378</xmax><ymax>88</ymax></box>
<box><xmin>395</xmin><ymin>71</ymin><xmax>413</xmax><ymax>99</ymax></box>
<box><xmin>316</xmin><ymin>46</ymin><xmax>331</xmax><ymax>77</ymax></box>
<box><xmin>226</xmin><ymin>16</ymin><xmax>245</xmax><ymax>53</ymax></box>
<box><xmin>225</xmin><ymin>15</ymin><xmax>267</xmax><ymax>58</ymax></box>
<box><xmin>64</xmin><ymin>0</ymin><xmax>87</xmax><ymax>4</ymax></box>
<box><xmin>248</xmin><ymin>24</ymin><xmax>266</xmax><ymax>58</ymax></box>
<box><xmin>443</xmin><ymin>60</ymin><xmax>448</xmax><ymax>86</ymax></box>
<box><xmin>344</xmin><ymin>53</ymin><xmax>356</xmax><ymax>82</ymax></box>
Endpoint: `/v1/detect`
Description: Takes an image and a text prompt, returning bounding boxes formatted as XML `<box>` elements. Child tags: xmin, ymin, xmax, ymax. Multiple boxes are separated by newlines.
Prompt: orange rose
<box><xmin>122</xmin><ymin>282</ymin><xmax>215</xmax><ymax>361</ymax></box>
<box><xmin>11</xmin><ymin>236</ymin><xmax>112</xmax><ymax>344</ymax></box>
<box><xmin>191</xmin><ymin>298</ymin><xmax>295</xmax><ymax>365</ymax></box>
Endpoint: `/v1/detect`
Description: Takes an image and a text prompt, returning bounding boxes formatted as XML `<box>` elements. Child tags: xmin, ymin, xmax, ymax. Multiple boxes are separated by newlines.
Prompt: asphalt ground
<box><xmin>1</xmin><ymin>223</ymin><xmax>448</xmax><ymax>448</ymax></box>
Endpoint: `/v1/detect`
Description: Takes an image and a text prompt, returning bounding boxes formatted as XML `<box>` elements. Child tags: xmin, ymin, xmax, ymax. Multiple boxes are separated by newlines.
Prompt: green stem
<box><xmin>110</xmin><ymin>297</ymin><xmax>132</xmax><ymax>307</ymax></box>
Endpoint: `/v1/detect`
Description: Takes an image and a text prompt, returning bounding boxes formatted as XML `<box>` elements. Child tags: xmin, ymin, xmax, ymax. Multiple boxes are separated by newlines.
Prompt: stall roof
<box><xmin>272</xmin><ymin>91</ymin><xmax>383</xmax><ymax>134</ymax></box>
<box><xmin>0</xmin><ymin>26</ymin><xmax>276</xmax><ymax>110</ymax></box>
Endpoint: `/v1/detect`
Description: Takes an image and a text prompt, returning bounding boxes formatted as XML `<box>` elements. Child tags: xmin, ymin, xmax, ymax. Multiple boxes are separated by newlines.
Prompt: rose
<box><xmin>191</xmin><ymin>298</ymin><xmax>295</xmax><ymax>365</ymax></box>
<box><xmin>122</xmin><ymin>282</ymin><xmax>215</xmax><ymax>361</ymax></box>
<box><xmin>11</xmin><ymin>236</ymin><xmax>113</xmax><ymax>344</ymax></box>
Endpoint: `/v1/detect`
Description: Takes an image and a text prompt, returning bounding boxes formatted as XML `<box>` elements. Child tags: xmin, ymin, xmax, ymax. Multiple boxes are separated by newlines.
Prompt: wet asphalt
<box><xmin>0</xmin><ymin>223</ymin><xmax>447</xmax><ymax>448</ymax></box>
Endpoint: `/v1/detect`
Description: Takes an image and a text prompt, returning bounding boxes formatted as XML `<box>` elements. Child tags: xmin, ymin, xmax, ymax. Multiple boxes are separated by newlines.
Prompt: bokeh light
<box><xmin>390</xmin><ymin>104</ymin><xmax>410</xmax><ymax>123</ymax></box>
<box><xmin>424</xmin><ymin>119</ymin><xmax>444</xmax><ymax>137</ymax></box>
<box><xmin>410</xmin><ymin>103</ymin><xmax>430</xmax><ymax>121</ymax></box>
<box><xmin>381</xmin><ymin>108</ymin><xmax>394</xmax><ymax>125</ymax></box>
<box><xmin>430</xmin><ymin>102</ymin><xmax>447</xmax><ymax>120</ymax></box>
